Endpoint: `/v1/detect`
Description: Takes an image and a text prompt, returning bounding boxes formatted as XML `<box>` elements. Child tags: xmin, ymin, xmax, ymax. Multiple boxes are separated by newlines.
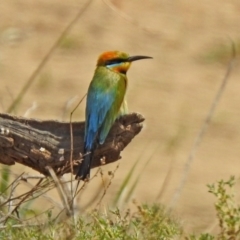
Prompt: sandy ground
<box><xmin>1</xmin><ymin>0</ymin><xmax>240</xmax><ymax>234</ymax></box>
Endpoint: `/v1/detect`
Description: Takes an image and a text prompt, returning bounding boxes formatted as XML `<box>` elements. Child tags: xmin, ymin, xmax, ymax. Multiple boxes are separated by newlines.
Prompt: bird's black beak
<box><xmin>127</xmin><ymin>55</ymin><xmax>153</xmax><ymax>62</ymax></box>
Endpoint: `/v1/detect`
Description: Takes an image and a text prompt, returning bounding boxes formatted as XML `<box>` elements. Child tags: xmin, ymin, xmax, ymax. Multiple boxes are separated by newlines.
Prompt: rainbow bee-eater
<box><xmin>76</xmin><ymin>51</ymin><xmax>152</xmax><ymax>180</ymax></box>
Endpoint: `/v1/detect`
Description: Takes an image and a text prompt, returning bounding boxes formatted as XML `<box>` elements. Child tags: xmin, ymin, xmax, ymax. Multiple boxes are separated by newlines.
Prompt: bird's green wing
<box><xmin>84</xmin><ymin>67</ymin><xmax>126</xmax><ymax>149</ymax></box>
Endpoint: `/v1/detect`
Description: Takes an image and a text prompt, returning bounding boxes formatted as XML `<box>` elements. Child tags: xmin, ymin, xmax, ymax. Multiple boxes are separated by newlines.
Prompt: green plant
<box><xmin>0</xmin><ymin>203</ymin><xmax>182</xmax><ymax>240</ymax></box>
<box><xmin>187</xmin><ymin>233</ymin><xmax>215</xmax><ymax>240</ymax></box>
<box><xmin>208</xmin><ymin>176</ymin><xmax>240</xmax><ymax>239</ymax></box>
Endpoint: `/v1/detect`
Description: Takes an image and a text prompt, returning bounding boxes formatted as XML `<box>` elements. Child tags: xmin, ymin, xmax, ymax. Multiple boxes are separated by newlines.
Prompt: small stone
<box><xmin>0</xmin><ymin>127</ymin><xmax>4</xmax><ymax>134</ymax></box>
<box><xmin>58</xmin><ymin>148</ymin><xmax>64</xmax><ymax>154</ymax></box>
<box><xmin>39</xmin><ymin>147</ymin><xmax>45</xmax><ymax>152</ymax></box>
<box><xmin>100</xmin><ymin>156</ymin><xmax>106</xmax><ymax>165</ymax></box>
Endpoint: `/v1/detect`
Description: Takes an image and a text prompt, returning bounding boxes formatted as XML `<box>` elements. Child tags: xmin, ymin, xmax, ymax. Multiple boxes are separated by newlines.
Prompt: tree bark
<box><xmin>0</xmin><ymin>113</ymin><xmax>144</xmax><ymax>176</ymax></box>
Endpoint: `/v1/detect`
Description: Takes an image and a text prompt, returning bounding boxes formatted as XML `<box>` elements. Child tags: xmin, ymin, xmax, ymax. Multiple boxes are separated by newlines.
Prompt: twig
<box><xmin>20</xmin><ymin>175</ymin><xmax>45</xmax><ymax>180</ymax></box>
<box><xmin>61</xmin><ymin>95</ymin><xmax>79</xmax><ymax>121</ymax></box>
<box><xmin>69</xmin><ymin>93</ymin><xmax>86</xmax><ymax>217</ymax></box>
<box><xmin>73</xmin><ymin>169</ymin><xmax>101</xmax><ymax>212</ymax></box>
<box><xmin>95</xmin><ymin>163</ymin><xmax>119</xmax><ymax>208</ymax></box>
<box><xmin>69</xmin><ymin>93</ymin><xmax>86</xmax><ymax>174</ymax></box>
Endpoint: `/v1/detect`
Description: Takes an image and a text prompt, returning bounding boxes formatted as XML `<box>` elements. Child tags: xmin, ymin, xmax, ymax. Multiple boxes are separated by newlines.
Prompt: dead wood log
<box><xmin>0</xmin><ymin>113</ymin><xmax>144</xmax><ymax>176</ymax></box>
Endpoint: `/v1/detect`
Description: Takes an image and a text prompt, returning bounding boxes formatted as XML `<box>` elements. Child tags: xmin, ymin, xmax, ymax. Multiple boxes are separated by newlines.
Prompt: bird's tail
<box><xmin>75</xmin><ymin>147</ymin><xmax>95</xmax><ymax>181</ymax></box>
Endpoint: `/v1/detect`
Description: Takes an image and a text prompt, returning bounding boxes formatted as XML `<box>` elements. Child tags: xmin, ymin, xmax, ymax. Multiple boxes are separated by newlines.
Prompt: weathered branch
<box><xmin>0</xmin><ymin>113</ymin><xmax>144</xmax><ymax>176</ymax></box>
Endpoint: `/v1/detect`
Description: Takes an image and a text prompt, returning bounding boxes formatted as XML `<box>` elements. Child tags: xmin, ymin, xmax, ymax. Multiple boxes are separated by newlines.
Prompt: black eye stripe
<box><xmin>105</xmin><ymin>58</ymin><xmax>126</xmax><ymax>66</ymax></box>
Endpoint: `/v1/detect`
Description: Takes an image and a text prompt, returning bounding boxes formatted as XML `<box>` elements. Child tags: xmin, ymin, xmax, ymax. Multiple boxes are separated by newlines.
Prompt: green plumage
<box><xmin>91</xmin><ymin>66</ymin><xmax>127</xmax><ymax>143</ymax></box>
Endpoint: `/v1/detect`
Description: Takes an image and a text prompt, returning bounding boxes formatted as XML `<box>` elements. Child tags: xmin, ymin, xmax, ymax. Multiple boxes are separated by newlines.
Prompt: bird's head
<box><xmin>97</xmin><ymin>51</ymin><xmax>152</xmax><ymax>74</ymax></box>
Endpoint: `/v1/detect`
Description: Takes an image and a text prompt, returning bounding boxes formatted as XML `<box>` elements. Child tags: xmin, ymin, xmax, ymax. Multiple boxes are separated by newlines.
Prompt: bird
<box><xmin>75</xmin><ymin>51</ymin><xmax>152</xmax><ymax>181</ymax></box>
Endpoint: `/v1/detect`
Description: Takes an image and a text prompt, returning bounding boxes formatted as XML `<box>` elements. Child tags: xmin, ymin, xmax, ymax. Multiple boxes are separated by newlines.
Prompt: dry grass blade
<box><xmin>123</xmin><ymin>149</ymin><xmax>157</xmax><ymax>204</ymax></box>
<box><xmin>7</xmin><ymin>175</ymin><xmax>23</xmax><ymax>214</ymax></box>
<box><xmin>1</xmin><ymin>178</ymin><xmax>44</xmax><ymax>224</ymax></box>
<box><xmin>156</xmin><ymin>157</ymin><xmax>176</xmax><ymax>201</ymax></box>
<box><xmin>0</xmin><ymin>223</ymin><xmax>44</xmax><ymax>229</ymax></box>
<box><xmin>112</xmin><ymin>141</ymin><xmax>156</xmax><ymax>206</ymax></box>
<box><xmin>47</xmin><ymin>166</ymin><xmax>72</xmax><ymax>217</ymax></box>
<box><xmin>19</xmin><ymin>174</ymin><xmax>62</xmax><ymax>209</ymax></box>
<box><xmin>7</xmin><ymin>0</ymin><xmax>93</xmax><ymax>113</ymax></box>
<box><xmin>169</xmin><ymin>42</ymin><xmax>236</xmax><ymax>209</ymax></box>
<box><xmin>0</xmin><ymin>175</ymin><xmax>63</xmax><ymax>225</ymax></box>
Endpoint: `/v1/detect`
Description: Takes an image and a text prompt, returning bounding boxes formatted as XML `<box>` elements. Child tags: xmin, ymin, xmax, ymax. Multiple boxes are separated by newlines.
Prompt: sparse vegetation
<box><xmin>0</xmin><ymin>171</ymin><xmax>240</xmax><ymax>239</ymax></box>
<box><xmin>0</xmin><ymin>167</ymin><xmax>183</xmax><ymax>239</ymax></box>
<box><xmin>1</xmin><ymin>1</ymin><xmax>240</xmax><ymax>239</ymax></box>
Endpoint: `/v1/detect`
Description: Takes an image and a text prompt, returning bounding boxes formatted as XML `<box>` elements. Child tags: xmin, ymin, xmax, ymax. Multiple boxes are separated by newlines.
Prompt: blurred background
<box><xmin>1</xmin><ymin>0</ymin><xmax>240</xmax><ymax>234</ymax></box>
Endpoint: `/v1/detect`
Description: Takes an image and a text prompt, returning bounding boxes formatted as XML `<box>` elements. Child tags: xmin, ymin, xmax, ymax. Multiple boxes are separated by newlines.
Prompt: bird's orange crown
<box><xmin>96</xmin><ymin>51</ymin><xmax>152</xmax><ymax>74</ymax></box>
<box><xmin>97</xmin><ymin>51</ymin><xmax>129</xmax><ymax>66</ymax></box>
<box><xmin>97</xmin><ymin>51</ymin><xmax>130</xmax><ymax>74</ymax></box>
